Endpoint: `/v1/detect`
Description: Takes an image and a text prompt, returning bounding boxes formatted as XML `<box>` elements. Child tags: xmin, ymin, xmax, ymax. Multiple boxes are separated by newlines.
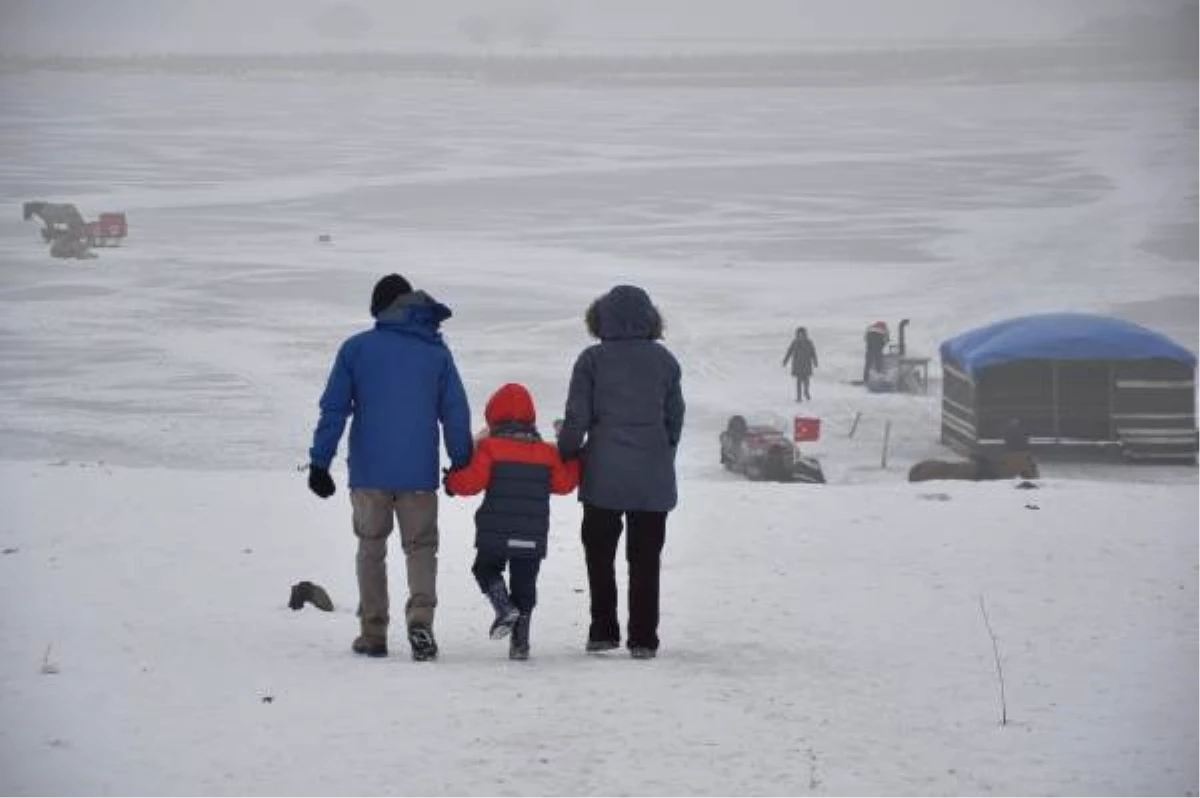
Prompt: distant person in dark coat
<box><xmin>781</xmin><ymin>326</ymin><xmax>818</xmax><ymax>401</ymax></box>
<box><xmin>864</xmin><ymin>321</ymin><xmax>889</xmax><ymax>382</ymax></box>
<box><xmin>557</xmin><ymin>285</ymin><xmax>685</xmax><ymax>660</ymax></box>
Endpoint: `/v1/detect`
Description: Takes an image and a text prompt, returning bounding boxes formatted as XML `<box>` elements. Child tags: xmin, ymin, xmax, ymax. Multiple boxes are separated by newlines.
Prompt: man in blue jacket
<box><xmin>307</xmin><ymin>274</ymin><xmax>473</xmax><ymax>661</ymax></box>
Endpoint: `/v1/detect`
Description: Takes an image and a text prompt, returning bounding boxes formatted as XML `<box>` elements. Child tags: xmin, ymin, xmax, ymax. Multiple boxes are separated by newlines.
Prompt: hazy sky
<box><xmin>0</xmin><ymin>0</ymin><xmax>1184</xmax><ymax>55</ymax></box>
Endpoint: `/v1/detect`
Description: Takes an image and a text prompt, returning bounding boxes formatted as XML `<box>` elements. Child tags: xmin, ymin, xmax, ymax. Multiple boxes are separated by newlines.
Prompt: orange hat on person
<box><xmin>484</xmin><ymin>383</ymin><xmax>536</xmax><ymax>427</ymax></box>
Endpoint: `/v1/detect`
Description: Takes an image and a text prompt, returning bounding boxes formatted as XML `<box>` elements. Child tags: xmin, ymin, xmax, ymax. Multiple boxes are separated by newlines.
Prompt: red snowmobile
<box><xmin>719</xmin><ymin>414</ymin><xmax>825</xmax><ymax>484</ymax></box>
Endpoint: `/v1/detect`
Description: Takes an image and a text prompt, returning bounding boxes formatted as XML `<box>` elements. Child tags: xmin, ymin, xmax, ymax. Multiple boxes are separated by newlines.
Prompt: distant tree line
<box><xmin>1</xmin><ymin>38</ymin><xmax>1192</xmax><ymax>87</ymax></box>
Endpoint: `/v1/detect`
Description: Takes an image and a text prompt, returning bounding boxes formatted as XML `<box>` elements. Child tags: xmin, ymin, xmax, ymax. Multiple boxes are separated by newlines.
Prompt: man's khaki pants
<box><xmin>351</xmin><ymin>489</ymin><xmax>439</xmax><ymax>639</ymax></box>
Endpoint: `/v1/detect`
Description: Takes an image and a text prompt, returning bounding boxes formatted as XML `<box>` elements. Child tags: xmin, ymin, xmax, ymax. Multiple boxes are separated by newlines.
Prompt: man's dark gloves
<box><xmin>441</xmin><ymin>467</ymin><xmax>455</xmax><ymax>497</ymax></box>
<box><xmin>308</xmin><ymin>464</ymin><xmax>336</xmax><ymax>499</ymax></box>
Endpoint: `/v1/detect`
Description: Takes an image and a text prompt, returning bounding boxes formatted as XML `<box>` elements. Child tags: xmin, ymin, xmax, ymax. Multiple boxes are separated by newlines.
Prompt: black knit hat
<box><xmin>370</xmin><ymin>274</ymin><xmax>412</xmax><ymax>316</ymax></box>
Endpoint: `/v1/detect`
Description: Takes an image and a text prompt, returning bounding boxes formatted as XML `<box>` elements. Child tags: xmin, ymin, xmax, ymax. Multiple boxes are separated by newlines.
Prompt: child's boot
<box><xmin>484</xmin><ymin>579</ymin><xmax>520</xmax><ymax>640</ymax></box>
<box><xmin>509</xmin><ymin>612</ymin><xmax>531</xmax><ymax>661</ymax></box>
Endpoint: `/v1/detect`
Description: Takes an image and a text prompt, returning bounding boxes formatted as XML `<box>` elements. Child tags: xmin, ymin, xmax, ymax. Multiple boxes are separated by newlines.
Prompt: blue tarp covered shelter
<box><xmin>941</xmin><ymin>313</ymin><xmax>1197</xmax><ymax>376</ymax></box>
<box><xmin>938</xmin><ymin>313</ymin><xmax>1197</xmax><ymax>462</ymax></box>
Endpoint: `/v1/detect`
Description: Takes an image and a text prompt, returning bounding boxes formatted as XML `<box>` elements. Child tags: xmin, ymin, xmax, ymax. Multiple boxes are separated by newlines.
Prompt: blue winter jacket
<box><xmin>309</xmin><ymin>291</ymin><xmax>473</xmax><ymax>491</ymax></box>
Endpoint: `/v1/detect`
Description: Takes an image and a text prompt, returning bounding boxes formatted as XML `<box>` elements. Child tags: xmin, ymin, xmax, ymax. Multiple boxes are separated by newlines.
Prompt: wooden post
<box><xmin>1106</xmin><ymin>362</ymin><xmax>1115</xmax><ymax>441</ymax></box>
<box><xmin>881</xmin><ymin>420</ymin><xmax>892</xmax><ymax>468</ymax></box>
<box><xmin>1051</xmin><ymin>361</ymin><xmax>1060</xmax><ymax>443</ymax></box>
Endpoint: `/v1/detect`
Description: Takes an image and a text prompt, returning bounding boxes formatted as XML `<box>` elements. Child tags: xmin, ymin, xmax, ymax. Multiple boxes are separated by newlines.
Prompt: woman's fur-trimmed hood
<box><xmin>585</xmin><ymin>285</ymin><xmax>664</xmax><ymax>341</ymax></box>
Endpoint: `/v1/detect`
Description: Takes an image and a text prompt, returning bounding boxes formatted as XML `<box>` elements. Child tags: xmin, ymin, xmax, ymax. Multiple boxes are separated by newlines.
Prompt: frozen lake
<box><xmin>0</xmin><ymin>46</ymin><xmax>1195</xmax><ymax>478</ymax></box>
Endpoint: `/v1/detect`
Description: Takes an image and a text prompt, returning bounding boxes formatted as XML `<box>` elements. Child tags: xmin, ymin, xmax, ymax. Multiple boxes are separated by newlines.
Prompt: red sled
<box><xmin>85</xmin><ymin>212</ymin><xmax>128</xmax><ymax>247</ymax></box>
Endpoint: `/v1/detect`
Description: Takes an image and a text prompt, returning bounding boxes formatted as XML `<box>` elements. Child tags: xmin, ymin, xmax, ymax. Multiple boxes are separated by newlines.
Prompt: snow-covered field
<box><xmin>0</xmin><ymin>39</ymin><xmax>1196</xmax><ymax>796</ymax></box>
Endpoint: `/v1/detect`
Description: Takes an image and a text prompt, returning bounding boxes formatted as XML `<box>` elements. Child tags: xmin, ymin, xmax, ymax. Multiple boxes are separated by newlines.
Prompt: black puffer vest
<box><xmin>475</xmin><ymin>423</ymin><xmax>553</xmax><ymax>559</ymax></box>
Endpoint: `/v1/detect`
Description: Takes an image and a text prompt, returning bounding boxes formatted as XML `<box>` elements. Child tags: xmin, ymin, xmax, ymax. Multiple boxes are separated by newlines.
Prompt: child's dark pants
<box><xmin>472</xmin><ymin>553</ymin><xmax>542</xmax><ymax>613</ymax></box>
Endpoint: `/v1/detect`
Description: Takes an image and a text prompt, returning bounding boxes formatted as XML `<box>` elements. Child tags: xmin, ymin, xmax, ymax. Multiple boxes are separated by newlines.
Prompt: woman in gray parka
<box><xmin>557</xmin><ymin>285</ymin><xmax>685</xmax><ymax>659</ymax></box>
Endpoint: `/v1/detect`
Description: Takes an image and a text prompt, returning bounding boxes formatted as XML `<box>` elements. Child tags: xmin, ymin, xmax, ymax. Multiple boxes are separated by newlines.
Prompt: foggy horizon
<box><xmin>0</xmin><ymin>0</ymin><xmax>1192</xmax><ymax>57</ymax></box>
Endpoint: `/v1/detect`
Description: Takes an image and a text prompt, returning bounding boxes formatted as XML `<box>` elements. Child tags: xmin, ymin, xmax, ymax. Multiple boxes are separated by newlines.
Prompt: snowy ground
<box><xmin>0</xmin><ymin>39</ymin><xmax>1196</xmax><ymax>796</ymax></box>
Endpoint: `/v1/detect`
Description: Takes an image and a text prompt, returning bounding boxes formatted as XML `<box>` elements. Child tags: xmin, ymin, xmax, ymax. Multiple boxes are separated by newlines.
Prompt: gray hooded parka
<box><xmin>557</xmin><ymin>285</ymin><xmax>685</xmax><ymax>512</ymax></box>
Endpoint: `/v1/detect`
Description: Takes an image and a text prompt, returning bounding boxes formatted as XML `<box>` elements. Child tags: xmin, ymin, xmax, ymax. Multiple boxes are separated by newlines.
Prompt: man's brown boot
<box><xmin>351</xmin><ymin>634</ymin><xmax>388</xmax><ymax>658</ymax></box>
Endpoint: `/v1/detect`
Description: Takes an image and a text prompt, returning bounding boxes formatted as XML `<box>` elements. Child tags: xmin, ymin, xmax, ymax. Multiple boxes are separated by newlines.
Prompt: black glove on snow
<box><xmin>308</xmin><ymin>464</ymin><xmax>336</xmax><ymax>499</ymax></box>
<box><xmin>289</xmin><ymin>580</ymin><xmax>334</xmax><ymax>611</ymax></box>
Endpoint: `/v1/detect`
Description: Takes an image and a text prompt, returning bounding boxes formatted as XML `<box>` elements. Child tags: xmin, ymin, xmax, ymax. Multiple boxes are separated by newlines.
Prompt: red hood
<box><xmin>485</xmin><ymin>383</ymin><xmax>536</xmax><ymax>427</ymax></box>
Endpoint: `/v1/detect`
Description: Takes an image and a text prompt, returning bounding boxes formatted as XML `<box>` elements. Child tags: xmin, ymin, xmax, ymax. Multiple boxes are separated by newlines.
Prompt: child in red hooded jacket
<box><xmin>444</xmin><ymin>383</ymin><xmax>579</xmax><ymax>660</ymax></box>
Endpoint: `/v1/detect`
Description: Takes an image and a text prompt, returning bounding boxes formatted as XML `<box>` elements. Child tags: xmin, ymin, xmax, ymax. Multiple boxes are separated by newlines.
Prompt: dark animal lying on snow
<box><xmin>908</xmin><ymin>451</ymin><xmax>1039</xmax><ymax>483</ymax></box>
